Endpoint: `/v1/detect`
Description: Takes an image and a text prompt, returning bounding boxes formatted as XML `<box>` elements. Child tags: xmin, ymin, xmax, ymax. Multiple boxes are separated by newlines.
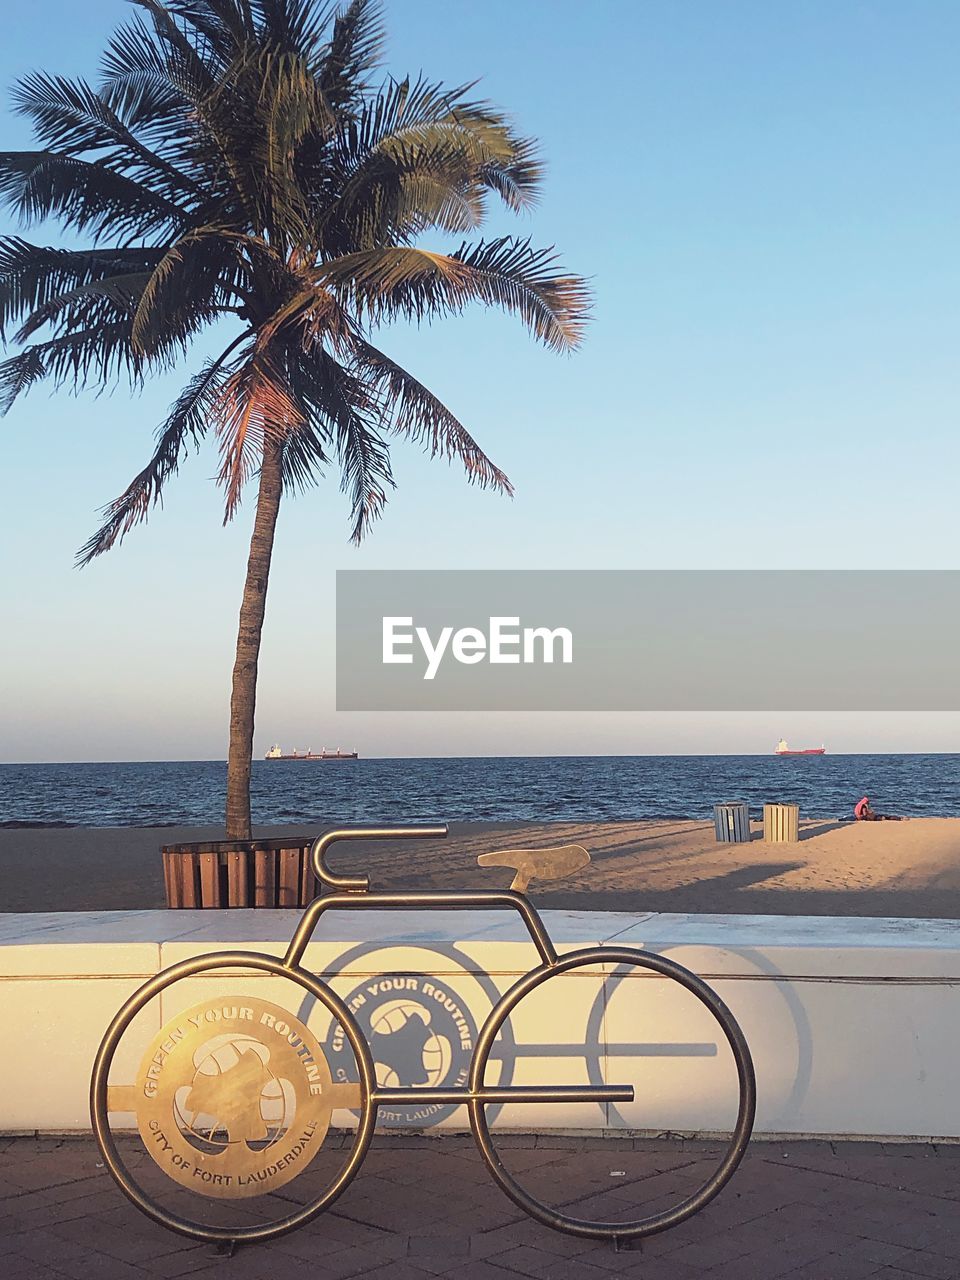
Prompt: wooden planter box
<box><xmin>161</xmin><ymin>837</ymin><xmax>318</xmax><ymax>908</ymax></box>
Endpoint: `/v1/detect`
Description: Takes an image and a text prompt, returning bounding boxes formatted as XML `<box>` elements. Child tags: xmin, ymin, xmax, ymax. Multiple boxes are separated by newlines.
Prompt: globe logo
<box><xmin>369</xmin><ymin>999</ymin><xmax>453</xmax><ymax>1089</ymax></box>
<box><xmin>173</xmin><ymin>1033</ymin><xmax>296</xmax><ymax>1153</ymax></box>
<box><xmin>326</xmin><ymin>973</ymin><xmax>478</xmax><ymax>1127</ymax></box>
<box><xmin>134</xmin><ymin>998</ymin><xmax>340</xmax><ymax>1199</ymax></box>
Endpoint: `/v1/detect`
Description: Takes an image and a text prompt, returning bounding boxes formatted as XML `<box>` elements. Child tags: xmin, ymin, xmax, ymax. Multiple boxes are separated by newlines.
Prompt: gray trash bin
<box><xmin>714</xmin><ymin>802</ymin><xmax>751</xmax><ymax>843</ymax></box>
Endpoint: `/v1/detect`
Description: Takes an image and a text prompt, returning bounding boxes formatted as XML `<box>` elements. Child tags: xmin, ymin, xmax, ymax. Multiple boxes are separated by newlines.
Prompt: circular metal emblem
<box><xmin>135</xmin><ymin>998</ymin><xmax>336</xmax><ymax>1199</ymax></box>
<box><xmin>326</xmin><ymin>971</ymin><xmax>479</xmax><ymax>1127</ymax></box>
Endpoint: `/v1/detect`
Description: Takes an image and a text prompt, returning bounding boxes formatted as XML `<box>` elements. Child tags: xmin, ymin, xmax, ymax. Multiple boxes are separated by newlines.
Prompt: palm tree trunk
<box><xmin>225</xmin><ymin>441</ymin><xmax>283</xmax><ymax>839</ymax></box>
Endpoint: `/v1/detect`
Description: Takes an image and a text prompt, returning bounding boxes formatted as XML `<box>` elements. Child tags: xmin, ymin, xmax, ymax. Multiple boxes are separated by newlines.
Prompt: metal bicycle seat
<box><xmin>477</xmin><ymin>843</ymin><xmax>590</xmax><ymax>892</ymax></box>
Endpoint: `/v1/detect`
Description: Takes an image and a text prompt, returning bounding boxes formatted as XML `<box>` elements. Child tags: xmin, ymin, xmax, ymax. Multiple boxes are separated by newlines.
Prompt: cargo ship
<box><xmin>264</xmin><ymin>745</ymin><xmax>359</xmax><ymax>760</ymax></box>
<box><xmin>775</xmin><ymin>739</ymin><xmax>825</xmax><ymax>757</ymax></box>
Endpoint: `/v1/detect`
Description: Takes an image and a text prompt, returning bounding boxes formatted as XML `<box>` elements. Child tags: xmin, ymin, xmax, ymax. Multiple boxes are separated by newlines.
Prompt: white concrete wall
<box><xmin>1</xmin><ymin>908</ymin><xmax>958</xmax><ymax>1138</ymax></box>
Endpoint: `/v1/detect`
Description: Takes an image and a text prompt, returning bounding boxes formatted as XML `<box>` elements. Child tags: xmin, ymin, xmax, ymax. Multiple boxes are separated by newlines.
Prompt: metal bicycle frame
<box><xmin>91</xmin><ymin>824</ymin><xmax>756</xmax><ymax>1246</ymax></box>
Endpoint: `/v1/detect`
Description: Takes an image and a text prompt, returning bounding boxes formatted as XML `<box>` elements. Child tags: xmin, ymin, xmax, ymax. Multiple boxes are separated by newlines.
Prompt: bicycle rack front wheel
<box><xmin>90</xmin><ymin>953</ymin><xmax>376</xmax><ymax>1244</ymax></box>
<box><xmin>468</xmin><ymin>946</ymin><xmax>756</xmax><ymax>1242</ymax></box>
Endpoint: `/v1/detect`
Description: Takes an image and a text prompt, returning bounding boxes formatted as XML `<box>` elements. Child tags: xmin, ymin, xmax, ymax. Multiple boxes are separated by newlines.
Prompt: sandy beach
<box><xmin>2</xmin><ymin>816</ymin><xmax>960</xmax><ymax>917</ymax></box>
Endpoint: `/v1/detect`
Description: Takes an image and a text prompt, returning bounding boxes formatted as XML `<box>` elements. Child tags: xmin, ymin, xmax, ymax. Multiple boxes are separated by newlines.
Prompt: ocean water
<box><xmin>0</xmin><ymin>754</ymin><xmax>957</xmax><ymax>828</ymax></box>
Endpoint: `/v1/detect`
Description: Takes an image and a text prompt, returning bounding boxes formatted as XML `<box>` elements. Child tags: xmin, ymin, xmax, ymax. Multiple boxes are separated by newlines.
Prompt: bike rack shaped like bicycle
<box><xmin>91</xmin><ymin>825</ymin><xmax>756</xmax><ymax>1248</ymax></box>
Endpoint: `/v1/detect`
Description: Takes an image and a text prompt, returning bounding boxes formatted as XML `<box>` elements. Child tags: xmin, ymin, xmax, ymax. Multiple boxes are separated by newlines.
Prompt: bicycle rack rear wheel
<box><xmin>90</xmin><ymin>952</ymin><xmax>376</xmax><ymax>1244</ymax></box>
<box><xmin>468</xmin><ymin>946</ymin><xmax>756</xmax><ymax>1242</ymax></box>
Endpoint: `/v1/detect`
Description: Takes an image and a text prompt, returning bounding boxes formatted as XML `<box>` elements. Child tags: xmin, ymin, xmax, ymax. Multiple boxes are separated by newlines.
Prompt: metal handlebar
<box><xmin>310</xmin><ymin>824</ymin><xmax>449</xmax><ymax>892</ymax></box>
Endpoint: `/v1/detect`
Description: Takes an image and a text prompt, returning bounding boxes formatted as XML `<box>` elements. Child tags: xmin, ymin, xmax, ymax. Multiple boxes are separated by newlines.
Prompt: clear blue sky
<box><xmin>2</xmin><ymin>0</ymin><xmax>959</xmax><ymax>761</ymax></box>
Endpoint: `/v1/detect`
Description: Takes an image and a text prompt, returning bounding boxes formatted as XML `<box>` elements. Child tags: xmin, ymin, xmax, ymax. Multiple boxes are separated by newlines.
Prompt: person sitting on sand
<box><xmin>854</xmin><ymin>795</ymin><xmax>903</xmax><ymax>822</ymax></box>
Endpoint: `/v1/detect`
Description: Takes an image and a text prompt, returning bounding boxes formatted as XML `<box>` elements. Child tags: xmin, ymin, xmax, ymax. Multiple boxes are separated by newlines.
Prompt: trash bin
<box><xmin>763</xmin><ymin>803</ymin><xmax>800</xmax><ymax>843</ymax></box>
<box><xmin>713</xmin><ymin>802</ymin><xmax>751</xmax><ymax>844</ymax></box>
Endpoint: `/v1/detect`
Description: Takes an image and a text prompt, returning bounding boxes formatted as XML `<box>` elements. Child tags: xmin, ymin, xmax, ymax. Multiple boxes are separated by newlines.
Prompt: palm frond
<box><xmin>337</xmin><ymin>403</ymin><xmax>391</xmax><ymax>542</ymax></box>
<box><xmin>12</xmin><ymin>72</ymin><xmax>201</xmax><ymax>204</ymax></box>
<box><xmin>98</xmin><ymin>17</ymin><xmax>197</xmax><ymax>153</ymax></box>
<box><xmin>13</xmin><ymin>72</ymin><xmax>132</xmax><ymax>154</ymax></box>
<box><xmin>251</xmin><ymin>0</ymin><xmax>335</xmax><ymax>58</ymax></box>
<box><xmin>283</xmin><ymin>339</ymin><xmax>392</xmax><ymax>537</ymax></box>
<box><xmin>319</xmin><ymin>0</ymin><xmax>384</xmax><ymax>110</ymax></box>
<box><xmin>0</xmin><ymin>346</ymin><xmax>47</xmax><ymax>413</ymax></box>
<box><xmin>318</xmin><ymin>242</ymin><xmax>465</xmax><ymax>298</ymax></box>
<box><xmin>319</xmin><ymin>237</ymin><xmax>591</xmax><ymax>351</ymax></box>
<box><xmin>162</xmin><ymin>2</ymin><xmax>254</xmax><ymax>54</ymax></box>
<box><xmin>311</xmin><ymin>345</ymin><xmax>392</xmax><ymax>542</ymax></box>
<box><xmin>325</xmin><ymin>77</ymin><xmax>543</xmax><ymax>231</ymax></box>
<box><xmin>353</xmin><ymin>337</ymin><xmax>511</xmax><ymax>494</ymax></box>
<box><xmin>77</xmin><ymin>348</ymin><xmax>238</xmax><ymax>563</ymax></box>
<box><xmin>0</xmin><ymin>239</ymin><xmax>161</xmax><ymax>338</ymax></box>
<box><xmin>477</xmin><ymin>134</ymin><xmax>543</xmax><ymax>213</ymax></box>
<box><xmin>278</xmin><ymin>415</ymin><xmax>329</xmax><ymax>493</ymax></box>
<box><xmin>0</xmin><ymin>151</ymin><xmax>186</xmax><ymax>238</ymax></box>
<box><xmin>212</xmin><ymin>346</ymin><xmax>305</xmax><ymax>518</ymax></box>
<box><xmin>0</xmin><ymin>321</ymin><xmax>143</xmax><ymax>410</ymax></box>
<box><xmin>131</xmin><ymin>0</ymin><xmax>221</xmax><ymax>100</ymax></box>
<box><xmin>130</xmin><ymin>225</ymin><xmax>248</xmax><ymax>355</ymax></box>
<box><xmin>100</xmin><ymin>13</ymin><xmax>176</xmax><ymax>95</ymax></box>
<box><xmin>249</xmin><ymin>46</ymin><xmax>334</xmax><ymax>239</ymax></box>
<box><xmin>15</xmin><ymin>272</ymin><xmax>152</xmax><ymax>344</ymax></box>
<box><xmin>198</xmin><ymin>1</ymin><xmax>257</xmax><ymax>41</ymax></box>
<box><xmin>321</xmin><ymin>132</ymin><xmax>488</xmax><ymax>247</ymax></box>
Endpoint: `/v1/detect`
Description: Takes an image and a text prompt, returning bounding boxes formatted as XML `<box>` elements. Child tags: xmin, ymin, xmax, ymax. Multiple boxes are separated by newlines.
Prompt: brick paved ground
<box><xmin>2</xmin><ymin>1134</ymin><xmax>959</xmax><ymax>1279</ymax></box>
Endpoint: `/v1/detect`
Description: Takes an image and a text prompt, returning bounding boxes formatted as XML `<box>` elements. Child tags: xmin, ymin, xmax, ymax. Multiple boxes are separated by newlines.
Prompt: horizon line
<box><xmin>1</xmin><ymin>749</ymin><xmax>957</xmax><ymax>767</ymax></box>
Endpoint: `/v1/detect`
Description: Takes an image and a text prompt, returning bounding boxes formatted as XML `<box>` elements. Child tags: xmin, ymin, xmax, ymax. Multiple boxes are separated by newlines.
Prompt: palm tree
<box><xmin>0</xmin><ymin>0</ymin><xmax>589</xmax><ymax>840</ymax></box>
